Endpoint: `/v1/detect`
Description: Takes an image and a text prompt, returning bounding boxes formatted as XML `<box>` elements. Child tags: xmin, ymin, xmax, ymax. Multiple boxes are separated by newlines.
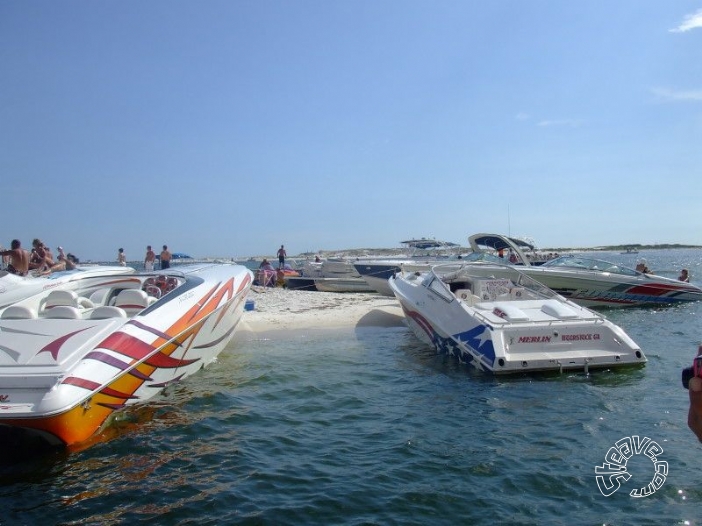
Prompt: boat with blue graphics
<box><xmin>389</xmin><ymin>261</ymin><xmax>646</xmax><ymax>374</ymax></box>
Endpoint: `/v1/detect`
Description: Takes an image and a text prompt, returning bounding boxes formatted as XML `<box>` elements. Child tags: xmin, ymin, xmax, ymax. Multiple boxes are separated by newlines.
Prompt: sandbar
<box><xmin>233</xmin><ymin>287</ymin><xmax>405</xmax><ymax>341</ymax></box>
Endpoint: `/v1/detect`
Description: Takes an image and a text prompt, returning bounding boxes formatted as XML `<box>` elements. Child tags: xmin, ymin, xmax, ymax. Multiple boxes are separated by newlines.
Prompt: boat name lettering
<box><xmin>561</xmin><ymin>333</ymin><xmax>601</xmax><ymax>341</ymax></box>
<box><xmin>518</xmin><ymin>336</ymin><xmax>552</xmax><ymax>343</ymax></box>
<box><xmin>179</xmin><ymin>290</ymin><xmax>195</xmax><ymax>303</ymax></box>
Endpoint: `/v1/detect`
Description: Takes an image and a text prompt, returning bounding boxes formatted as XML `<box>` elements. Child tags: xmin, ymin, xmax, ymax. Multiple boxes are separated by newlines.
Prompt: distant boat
<box><xmin>621</xmin><ymin>247</ymin><xmax>639</xmax><ymax>254</ymax></box>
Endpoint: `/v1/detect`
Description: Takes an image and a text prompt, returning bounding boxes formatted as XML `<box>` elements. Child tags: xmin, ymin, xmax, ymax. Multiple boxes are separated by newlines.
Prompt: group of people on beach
<box><xmin>116</xmin><ymin>244</ymin><xmax>172</xmax><ymax>270</ymax></box>
<box><xmin>255</xmin><ymin>245</ymin><xmax>291</xmax><ymax>287</ymax></box>
<box><xmin>1</xmin><ymin>238</ymin><xmax>78</xmax><ymax>276</ymax></box>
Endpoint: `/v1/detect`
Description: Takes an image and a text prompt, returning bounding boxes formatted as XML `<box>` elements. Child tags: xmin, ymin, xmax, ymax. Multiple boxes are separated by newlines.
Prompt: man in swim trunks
<box><xmin>160</xmin><ymin>245</ymin><xmax>172</xmax><ymax>269</ymax></box>
<box><xmin>1</xmin><ymin>239</ymin><xmax>30</xmax><ymax>276</ymax></box>
<box><xmin>144</xmin><ymin>245</ymin><xmax>156</xmax><ymax>271</ymax></box>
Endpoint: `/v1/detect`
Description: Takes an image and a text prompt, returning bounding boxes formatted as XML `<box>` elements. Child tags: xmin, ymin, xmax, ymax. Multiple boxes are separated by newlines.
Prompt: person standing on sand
<box><xmin>145</xmin><ymin>245</ymin><xmax>156</xmax><ymax>271</ymax></box>
<box><xmin>0</xmin><ymin>239</ymin><xmax>30</xmax><ymax>276</ymax></box>
<box><xmin>277</xmin><ymin>244</ymin><xmax>287</xmax><ymax>269</ymax></box>
<box><xmin>160</xmin><ymin>245</ymin><xmax>172</xmax><ymax>269</ymax></box>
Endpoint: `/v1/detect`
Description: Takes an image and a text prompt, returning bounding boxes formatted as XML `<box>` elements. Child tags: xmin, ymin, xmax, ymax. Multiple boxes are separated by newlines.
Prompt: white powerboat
<box><xmin>354</xmin><ymin>238</ymin><xmax>461</xmax><ymax>296</ymax></box>
<box><xmin>297</xmin><ymin>258</ymin><xmax>374</xmax><ymax>293</ymax></box>
<box><xmin>389</xmin><ymin>262</ymin><xmax>646</xmax><ymax>375</ymax></box>
<box><xmin>313</xmin><ymin>277</ymin><xmax>375</xmax><ymax>293</ymax></box>
<box><xmin>0</xmin><ymin>263</ymin><xmax>252</xmax><ymax>447</ymax></box>
<box><xmin>0</xmin><ymin>265</ymin><xmax>136</xmax><ymax>311</ymax></box>
<box><xmin>468</xmin><ymin>233</ymin><xmax>702</xmax><ymax>308</ymax></box>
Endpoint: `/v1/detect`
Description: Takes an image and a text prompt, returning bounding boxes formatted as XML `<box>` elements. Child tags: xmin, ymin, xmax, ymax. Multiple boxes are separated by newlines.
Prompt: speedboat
<box><xmin>389</xmin><ymin>262</ymin><xmax>646</xmax><ymax>375</ymax></box>
<box><xmin>0</xmin><ymin>263</ymin><xmax>252</xmax><ymax>447</ymax></box>
<box><xmin>353</xmin><ymin>238</ymin><xmax>461</xmax><ymax>296</ymax></box>
<box><xmin>468</xmin><ymin>233</ymin><xmax>702</xmax><ymax>308</ymax></box>
<box><xmin>0</xmin><ymin>265</ymin><xmax>137</xmax><ymax>311</ymax></box>
<box><xmin>313</xmin><ymin>277</ymin><xmax>375</xmax><ymax>293</ymax></box>
<box><xmin>524</xmin><ymin>255</ymin><xmax>702</xmax><ymax>308</ymax></box>
<box><xmin>296</xmin><ymin>258</ymin><xmax>374</xmax><ymax>293</ymax></box>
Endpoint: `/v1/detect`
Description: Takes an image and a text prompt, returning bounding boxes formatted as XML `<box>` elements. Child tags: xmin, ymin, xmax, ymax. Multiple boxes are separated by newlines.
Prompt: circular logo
<box><xmin>595</xmin><ymin>435</ymin><xmax>668</xmax><ymax>497</ymax></box>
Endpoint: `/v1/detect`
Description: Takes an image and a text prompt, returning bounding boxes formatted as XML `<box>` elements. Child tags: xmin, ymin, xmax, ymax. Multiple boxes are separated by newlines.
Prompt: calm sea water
<box><xmin>2</xmin><ymin>249</ymin><xmax>702</xmax><ymax>525</ymax></box>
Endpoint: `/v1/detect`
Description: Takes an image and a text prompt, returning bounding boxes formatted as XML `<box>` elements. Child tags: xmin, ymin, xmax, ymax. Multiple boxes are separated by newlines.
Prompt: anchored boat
<box><xmin>389</xmin><ymin>262</ymin><xmax>646</xmax><ymax>375</ymax></box>
<box><xmin>0</xmin><ymin>263</ymin><xmax>252</xmax><ymax>446</ymax></box>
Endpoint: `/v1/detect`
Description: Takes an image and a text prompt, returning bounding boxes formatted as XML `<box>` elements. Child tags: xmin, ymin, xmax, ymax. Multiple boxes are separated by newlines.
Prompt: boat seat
<box><xmin>44</xmin><ymin>290</ymin><xmax>79</xmax><ymax>309</ymax></box>
<box><xmin>114</xmin><ymin>289</ymin><xmax>155</xmax><ymax>315</ymax></box>
<box><xmin>491</xmin><ymin>302</ymin><xmax>530</xmax><ymax>322</ymax></box>
<box><xmin>1</xmin><ymin>305</ymin><xmax>38</xmax><ymax>320</ymax></box>
<box><xmin>454</xmin><ymin>289</ymin><xmax>481</xmax><ymax>306</ymax></box>
<box><xmin>44</xmin><ymin>305</ymin><xmax>83</xmax><ymax>319</ymax></box>
<box><xmin>144</xmin><ymin>284</ymin><xmax>162</xmax><ymax>299</ymax></box>
<box><xmin>90</xmin><ymin>306</ymin><xmax>128</xmax><ymax>320</ymax></box>
<box><xmin>541</xmin><ymin>300</ymin><xmax>579</xmax><ymax>320</ymax></box>
<box><xmin>89</xmin><ymin>287</ymin><xmax>112</xmax><ymax>306</ymax></box>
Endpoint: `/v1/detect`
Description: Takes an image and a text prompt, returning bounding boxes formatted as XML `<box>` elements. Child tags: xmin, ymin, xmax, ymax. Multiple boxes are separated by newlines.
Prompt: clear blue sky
<box><xmin>2</xmin><ymin>2</ymin><xmax>701</xmax><ymax>261</ymax></box>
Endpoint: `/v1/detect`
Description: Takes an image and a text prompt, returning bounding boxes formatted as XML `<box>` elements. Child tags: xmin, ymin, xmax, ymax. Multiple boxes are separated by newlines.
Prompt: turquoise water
<box><xmin>2</xmin><ymin>250</ymin><xmax>702</xmax><ymax>524</ymax></box>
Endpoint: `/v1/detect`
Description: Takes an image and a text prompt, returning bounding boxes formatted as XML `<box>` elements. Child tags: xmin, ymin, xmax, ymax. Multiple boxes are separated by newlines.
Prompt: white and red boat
<box><xmin>0</xmin><ymin>263</ymin><xmax>252</xmax><ymax>446</ymax></box>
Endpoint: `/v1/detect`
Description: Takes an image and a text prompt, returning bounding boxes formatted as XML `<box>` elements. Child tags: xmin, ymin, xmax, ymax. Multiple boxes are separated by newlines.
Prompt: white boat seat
<box><xmin>44</xmin><ymin>290</ymin><xmax>79</xmax><ymax>309</ymax></box>
<box><xmin>78</xmin><ymin>297</ymin><xmax>95</xmax><ymax>309</ymax></box>
<box><xmin>454</xmin><ymin>289</ymin><xmax>481</xmax><ymax>306</ymax></box>
<box><xmin>114</xmin><ymin>289</ymin><xmax>154</xmax><ymax>315</ymax></box>
<box><xmin>1</xmin><ymin>305</ymin><xmax>38</xmax><ymax>319</ymax></box>
<box><xmin>473</xmin><ymin>278</ymin><xmax>513</xmax><ymax>301</ymax></box>
<box><xmin>541</xmin><ymin>300</ymin><xmax>579</xmax><ymax>319</ymax></box>
<box><xmin>44</xmin><ymin>305</ymin><xmax>83</xmax><ymax>319</ymax></box>
<box><xmin>491</xmin><ymin>302</ymin><xmax>530</xmax><ymax>322</ymax></box>
<box><xmin>89</xmin><ymin>287</ymin><xmax>112</xmax><ymax>306</ymax></box>
<box><xmin>90</xmin><ymin>306</ymin><xmax>128</xmax><ymax>320</ymax></box>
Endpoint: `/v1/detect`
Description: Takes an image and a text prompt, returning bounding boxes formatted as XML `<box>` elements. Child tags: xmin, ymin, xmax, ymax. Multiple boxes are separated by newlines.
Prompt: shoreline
<box><xmin>232</xmin><ymin>287</ymin><xmax>405</xmax><ymax>341</ymax></box>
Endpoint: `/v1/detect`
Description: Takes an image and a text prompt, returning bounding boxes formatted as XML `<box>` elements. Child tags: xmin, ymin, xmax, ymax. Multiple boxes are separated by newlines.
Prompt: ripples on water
<box><xmin>2</xmin><ymin>250</ymin><xmax>702</xmax><ymax>524</ymax></box>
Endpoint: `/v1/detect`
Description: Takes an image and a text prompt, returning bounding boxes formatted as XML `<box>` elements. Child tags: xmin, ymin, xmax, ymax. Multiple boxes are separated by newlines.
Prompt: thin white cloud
<box><xmin>651</xmin><ymin>87</ymin><xmax>702</xmax><ymax>102</ymax></box>
<box><xmin>515</xmin><ymin>112</ymin><xmax>530</xmax><ymax>121</ymax></box>
<box><xmin>670</xmin><ymin>8</ymin><xmax>702</xmax><ymax>33</ymax></box>
<box><xmin>536</xmin><ymin>119</ymin><xmax>582</xmax><ymax>128</ymax></box>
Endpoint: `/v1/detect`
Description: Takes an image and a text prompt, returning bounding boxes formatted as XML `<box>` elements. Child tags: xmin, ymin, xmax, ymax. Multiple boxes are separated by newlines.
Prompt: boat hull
<box><xmin>284</xmin><ymin>276</ymin><xmax>318</xmax><ymax>291</ymax></box>
<box><xmin>521</xmin><ymin>268</ymin><xmax>702</xmax><ymax>308</ymax></box>
<box><xmin>313</xmin><ymin>278</ymin><xmax>375</xmax><ymax>293</ymax></box>
<box><xmin>0</xmin><ymin>263</ymin><xmax>253</xmax><ymax>446</ymax></box>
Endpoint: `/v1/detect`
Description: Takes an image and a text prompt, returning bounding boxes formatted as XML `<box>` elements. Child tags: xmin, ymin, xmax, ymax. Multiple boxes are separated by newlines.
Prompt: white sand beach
<box><xmin>233</xmin><ymin>287</ymin><xmax>405</xmax><ymax>340</ymax></box>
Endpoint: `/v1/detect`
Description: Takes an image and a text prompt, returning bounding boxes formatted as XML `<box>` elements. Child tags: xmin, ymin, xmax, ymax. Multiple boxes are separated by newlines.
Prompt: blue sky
<box><xmin>1</xmin><ymin>2</ymin><xmax>701</xmax><ymax>261</ymax></box>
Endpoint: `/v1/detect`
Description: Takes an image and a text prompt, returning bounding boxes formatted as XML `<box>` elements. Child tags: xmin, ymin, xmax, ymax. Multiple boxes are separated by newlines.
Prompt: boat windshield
<box><xmin>460</xmin><ymin>252</ymin><xmax>504</xmax><ymax>264</ymax></box>
<box><xmin>541</xmin><ymin>256</ymin><xmax>639</xmax><ymax>276</ymax></box>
